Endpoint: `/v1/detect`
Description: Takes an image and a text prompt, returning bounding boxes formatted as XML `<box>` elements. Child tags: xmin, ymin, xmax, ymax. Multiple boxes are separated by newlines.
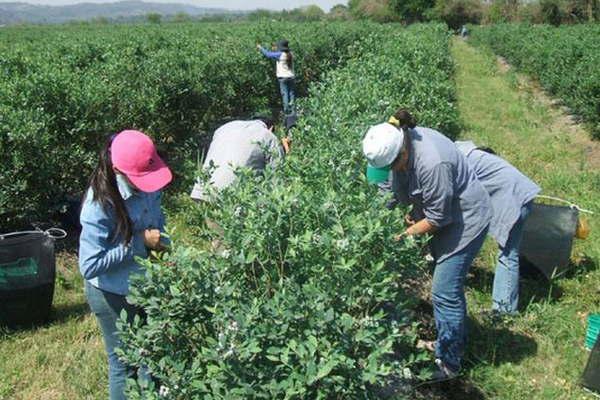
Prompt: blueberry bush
<box><xmin>118</xmin><ymin>23</ymin><xmax>459</xmax><ymax>399</ymax></box>
<box><xmin>471</xmin><ymin>23</ymin><xmax>600</xmax><ymax>139</ymax></box>
<box><xmin>0</xmin><ymin>21</ymin><xmax>374</xmax><ymax>228</ymax></box>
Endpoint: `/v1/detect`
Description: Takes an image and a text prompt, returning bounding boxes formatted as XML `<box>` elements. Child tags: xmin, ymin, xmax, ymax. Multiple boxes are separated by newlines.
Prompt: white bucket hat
<box><xmin>362</xmin><ymin>123</ymin><xmax>404</xmax><ymax>184</ymax></box>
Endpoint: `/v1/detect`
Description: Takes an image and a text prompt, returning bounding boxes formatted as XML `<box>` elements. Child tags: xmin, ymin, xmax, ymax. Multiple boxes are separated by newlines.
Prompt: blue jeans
<box><xmin>85</xmin><ymin>281</ymin><xmax>148</xmax><ymax>400</ymax></box>
<box><xmin>278</xmin><ymin>77</ymin><xmax>295</xmax><ymax>115</ymax></box>
<box><xmin>492</xmin><ymin>202</ymin><xmax>533</xmax><ymax>314</ymax></box>
<box><xmin>433</xmin><ymin>227</ymin><xmax>488</xmax><ymax>372</ymax></box>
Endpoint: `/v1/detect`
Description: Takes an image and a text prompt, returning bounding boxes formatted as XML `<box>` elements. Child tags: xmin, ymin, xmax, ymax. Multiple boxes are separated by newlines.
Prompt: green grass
<box><xmin>452</xmin><ymin>37</ymin><xmax>600</xmax><ymax>399</ymax></box>
<box><xmin>0</xmin><ymin>251</ymin><xmax>107</xmax><ymax>400</ymax></box>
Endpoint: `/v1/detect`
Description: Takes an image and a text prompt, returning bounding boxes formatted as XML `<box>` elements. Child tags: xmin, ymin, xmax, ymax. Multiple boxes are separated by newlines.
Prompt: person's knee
<box><xmin>431</xmin><ymin>289</ymin><xmax>462</xmax><ymax>308</ymax></box>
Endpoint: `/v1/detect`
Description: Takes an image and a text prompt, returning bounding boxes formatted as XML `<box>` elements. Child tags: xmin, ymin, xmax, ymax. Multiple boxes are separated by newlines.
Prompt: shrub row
<box><xmin>0</xmin><ymin>21</ymin><xmax>374</xmax><ymax>228</ymax></box>
<box><xmin>471</xmin><ymin>23</ymin><xmax>600</xmax><ymax>139</ymax></box>
<box><xmin>119</xmin><ymin>23</ymin><xmax>459</xmax><ymax>399</ymax></box>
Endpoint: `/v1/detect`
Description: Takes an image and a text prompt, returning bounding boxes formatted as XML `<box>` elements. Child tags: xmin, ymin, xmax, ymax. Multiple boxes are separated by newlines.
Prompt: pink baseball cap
<box><xmin>111</xmin><ymin>130</ymin><xmax>172</xmax><ymax>193</ymax></box>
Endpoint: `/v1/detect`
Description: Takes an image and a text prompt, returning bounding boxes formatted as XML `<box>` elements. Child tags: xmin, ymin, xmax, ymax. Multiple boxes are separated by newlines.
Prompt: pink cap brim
<box><xmin>126</xmin><ymin>157</ymin><xmax>173</xmax><ymax>193</ymax></box>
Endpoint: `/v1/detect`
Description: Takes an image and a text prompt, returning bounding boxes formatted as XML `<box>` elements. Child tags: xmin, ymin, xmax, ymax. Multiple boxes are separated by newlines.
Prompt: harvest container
<box><xmin>586</xmin><ymin>314</ymin><xmax>600</xmax><ymax>351</ymax></box>
<box><xmin>0</xmin><ymin>229</ymin><xmax>64</xmax><ymax>326</ymax></box>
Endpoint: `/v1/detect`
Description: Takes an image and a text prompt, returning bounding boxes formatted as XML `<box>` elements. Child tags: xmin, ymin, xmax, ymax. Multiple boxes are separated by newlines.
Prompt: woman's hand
<box><xmin>394</xmin><ymin>231</ymin><xmax>408</xmax><ymax>242</ymax></box>
<box><xmin>405</xmin><ymin>214</ymin><xmax>416</xmax><ymax>226</ymax></box>
<box><xmin>256</xmin><ymin>43</ymin><xmax>261</xmax><ymax>50</ymax></box>
<box><xmin>282</xmin><ymin>137</ymin><xmax>291</xmax><ymax>154</ymax></box>
<box><xmin>143</xmin><ymin>229</ymin><xmax>162</xmax><ymax>250</ymax></box>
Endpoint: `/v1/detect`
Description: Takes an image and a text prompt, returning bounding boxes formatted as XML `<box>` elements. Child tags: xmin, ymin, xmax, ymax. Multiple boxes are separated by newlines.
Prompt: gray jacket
<box><xmin>404</xmin><ymin>128</ymin><xmax>492</xmax><ymax>263</ymax></box>
<box><xmin>455</xmin><ymin>141</ymin><xmax>540</xmax><ymax>247</ymax></box>
<box><xmin>190</xmin><ymin>120</ymin><xmax>284</xmax><ymax>201</ymax></box>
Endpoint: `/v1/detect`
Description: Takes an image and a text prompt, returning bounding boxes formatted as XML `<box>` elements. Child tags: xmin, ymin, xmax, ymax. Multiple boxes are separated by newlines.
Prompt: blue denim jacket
<box><xmin>78</xmin><ymin>175</ymin><xmax>167</xmax><ymax>295</ymax></box>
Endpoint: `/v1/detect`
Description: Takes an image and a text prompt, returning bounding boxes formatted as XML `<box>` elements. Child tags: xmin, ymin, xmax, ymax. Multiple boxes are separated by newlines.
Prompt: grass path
<box><xmin>0</xmin><ymin>252</ymin><xmax>106</xmax><ymax>400</ymax></box>
<box><xmin>452</xmin><ymin>37</ymin><xmax>600</xmax><ymax>399</ymax></box>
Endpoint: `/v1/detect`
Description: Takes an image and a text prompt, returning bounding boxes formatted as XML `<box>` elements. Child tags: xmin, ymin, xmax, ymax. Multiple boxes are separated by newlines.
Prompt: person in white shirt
<box><xmin>257</xmin><ymin>40</ymin><xmax>296</xmax><ymax>116</ymax></box>
<box><xmin>190</xmin><ymin>117</ymin><xmax>287</xmax><ymax>202</ymax></box>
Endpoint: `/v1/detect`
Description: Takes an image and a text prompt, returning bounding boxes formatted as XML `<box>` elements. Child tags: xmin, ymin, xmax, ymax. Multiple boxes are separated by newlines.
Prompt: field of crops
<box><xmin>1</xmin><ymin>16</ymin><xmax>599</xmax><ymax>400</ymax></box>
<box><xmin>116</xmin><ymin>23</ymin><xmax>459</xmax><ymax>399</ymax></box>
<box><xmin>470</xmin><ymin>23</ymin><xmax>600</xmax><ymax>139</ymax></box>
<box><xmin>0</xmin><ymin>21</ymin><xmax>374</xmax><ymax>229</ymax></box>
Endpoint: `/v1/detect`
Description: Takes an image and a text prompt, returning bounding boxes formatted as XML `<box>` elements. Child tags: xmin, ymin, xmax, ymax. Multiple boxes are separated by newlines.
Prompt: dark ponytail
<box><xmin>88</xmin><ymin>136</ymin><xmax>133</xmax><ymax>245</ymax></box>
<box><xmin>393</xmin><ymin>108</ymin><xmax>417</xmax><ymax>129</ymax></box>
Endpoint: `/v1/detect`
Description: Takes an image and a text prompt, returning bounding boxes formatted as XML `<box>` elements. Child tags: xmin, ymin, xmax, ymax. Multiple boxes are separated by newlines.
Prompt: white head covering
<box><xmin>362</xmin><ymin>123</ymin><xmax>404</xmax><ymax>168</ymax></box>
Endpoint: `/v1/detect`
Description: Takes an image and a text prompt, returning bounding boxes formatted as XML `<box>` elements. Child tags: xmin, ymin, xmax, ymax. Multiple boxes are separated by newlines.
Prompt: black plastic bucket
<box><xmin>0</xmin><ymin>229</ymin><xmax>65</xmax><ymax>326</ymax></box>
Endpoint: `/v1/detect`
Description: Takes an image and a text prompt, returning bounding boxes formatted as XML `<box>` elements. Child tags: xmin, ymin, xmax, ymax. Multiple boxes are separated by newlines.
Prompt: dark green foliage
<box><xmin>0</xmin><ymin>22</ymin><xmax>372</xmax><ymax>228</ymax></box>
<box><xmin>540</xmin><ymin>0</ymin><xmax>564</xmax><ymax>25</ymax></box>
<box><xmin>471</xmin><ymin>23</ymin><xmax>600</xmax><ymax>139</ymax></box>
<box><xmin>430</xmin><ymin>0</ymin><xmax>483</xmax><ymax>29</ymax></box>
<box><xmin>118</xmin><ymin>23</ymin><xmax>459</xmax><ymax>399</ymax></box>
<box><xmin>389</xmin><ymin>0</ymin><xmax>436</xmax><ymax>22</ymax></box>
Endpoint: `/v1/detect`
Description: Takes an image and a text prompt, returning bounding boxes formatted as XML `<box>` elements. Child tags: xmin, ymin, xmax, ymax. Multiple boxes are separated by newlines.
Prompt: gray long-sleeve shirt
<box><xmin>404</xmin><ymin>127</ymin><xmax>492</xmax><ymax>263</ymax></box>
<box><xmin>455</xmin><ymin>141</ymin><xmax>541</xmax><ymax>247</ymax></box>
<box><xmin>190</xmin><ymin>120</ymin><xmax>284</xmax><ymax>201</ymax></box>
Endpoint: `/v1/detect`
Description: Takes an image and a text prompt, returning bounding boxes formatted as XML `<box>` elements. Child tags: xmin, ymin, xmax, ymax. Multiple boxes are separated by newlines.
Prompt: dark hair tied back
<box><xmin>393</xmin><ymin>108</ymin><xmax>417</xmax><ymax>129</ymax></box>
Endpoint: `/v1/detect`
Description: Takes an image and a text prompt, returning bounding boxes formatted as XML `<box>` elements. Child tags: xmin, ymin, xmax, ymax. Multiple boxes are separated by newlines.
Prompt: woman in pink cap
<box><xmin>78</xmin><ymin>130</ymin><xmax>172</xmax><ymax>400</ymax></box>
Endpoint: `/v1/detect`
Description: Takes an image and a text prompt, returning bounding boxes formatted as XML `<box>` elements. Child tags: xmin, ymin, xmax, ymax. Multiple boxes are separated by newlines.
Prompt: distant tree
<box><xmin>540</xmin><ymin>0</ymin><xmax>564</xmax><ymax>24</ymax></box>
<box><xmin>146</xmin><ymin>12</ymin><xmax>162</xmax><ymax>24</ymax></box>
<box><xmin>430</xmin><ymin>0</ymin><xmax>482</xmax><ymax>29</ymax></box>
<box><xmin>389</xmin><ymin>0</ymin><xmax>435</xmax><ymax>22</ymax></box>
<box><xmin>329</xmin><ymin>3</ymin><xmax>352</xmax><ymax>19</ymax></box>
<box><xmin>300</xmin><ymin>5</ymin><xmax>326</xmax><ymax>20</ymax></box>
<box><xmin>247</xmin><ymin>9</ymin><xmax>276</xmax><ymax>20</ymax></box>
<box><xmin>563</xmin><ymin>0</ymin><xmax>599</xmax><ymax>22</ymax></box>
<box><xmin>349</xmin><ymin>0</ymin><xmax>397</xmax><ymax>22</ymax></box>
<box><xmin>173</xmin><ymin>12</ymin><xmax>191</xmax><ymax>23</ymax></box>
<box><xmin>92</xmin><ymin>16</ymin><xmax>109</xmax><ymax>24</ymax></box>
<box><xmin>483</xmin><ymin>0</ymin><xmax>519</xmax><ymax>23</ymax></box>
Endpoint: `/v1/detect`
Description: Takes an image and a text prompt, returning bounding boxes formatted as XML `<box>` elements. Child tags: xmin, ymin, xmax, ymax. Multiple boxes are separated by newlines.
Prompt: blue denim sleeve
<box><xmin>260</xmin><ymin>47</ymin><xmax>283</xmax><ymax>59</ymax></box>
<box><xmin>155</xmin><ymin>192</ymin><xmax>171</xmax><ymax>247</ymax></box>
<box><xmin>421</xmin><ymin>162</ymin><xmax>455</xmax><ymax>228</ymax></box>
<box><xmin>78</xmin><ymin>199</ymin><xmax>134</xmax><ymax>280</ymax></box>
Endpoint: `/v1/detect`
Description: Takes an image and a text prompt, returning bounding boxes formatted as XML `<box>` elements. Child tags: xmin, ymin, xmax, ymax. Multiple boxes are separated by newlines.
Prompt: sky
<box><xmin>0</xmin><ymin>0</ymin><xmax>345</xmax><ymax>11</ymax></box>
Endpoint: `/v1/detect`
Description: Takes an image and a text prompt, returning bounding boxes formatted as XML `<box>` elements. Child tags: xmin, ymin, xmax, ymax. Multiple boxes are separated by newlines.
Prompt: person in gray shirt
<box><xmin>363</xmin><ymin>109</ymin><xmax>492</xmax><ymax>380</ymax></box>
<box><xmin>190</xmin><ymin>118</ymin><xmax>287</xmax><ymax>201</ymax></box>
<box><xmin>456</xmin><ymin>141</ymin><xmax>541</xmax><ymax>315</ymax></box>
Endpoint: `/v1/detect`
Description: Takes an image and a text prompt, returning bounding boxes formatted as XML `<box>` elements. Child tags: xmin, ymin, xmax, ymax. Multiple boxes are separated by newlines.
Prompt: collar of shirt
<box><xmin>116</xmin><ymin>174</ymin><xmax>136</xmax><ymax>200</ymax></box>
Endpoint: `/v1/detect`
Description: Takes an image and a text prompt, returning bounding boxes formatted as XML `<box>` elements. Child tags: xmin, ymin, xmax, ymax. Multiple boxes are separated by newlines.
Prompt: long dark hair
<box><xmin>88</xmin><ymin>136</ymin><xmax>133</xmax><ymax>245</ymax></box>
<box><xmin>284</xmin><ymin>50</ymin><xmax>293</xmax><ymax>70</ymax></box>
<box><xmin>278</xmin><ymin>40</ymin><xmax>293</xmax><ymax>70</ymax></box>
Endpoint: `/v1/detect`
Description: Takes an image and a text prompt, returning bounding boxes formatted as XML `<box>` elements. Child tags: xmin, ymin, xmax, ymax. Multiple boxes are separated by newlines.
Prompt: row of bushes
<box><xmin>119</xmin><ymin>23</ymin><xmax>460</xmax><ymax>399</ymax></box>
<box><xmin>471</xmin><ymin>23</ymin><xmax>600</xmax><ymax>139</ymax></box>
<box><xmin>0</xmin><ymin>21</ymin><xmax>374</xmax><ymax>229</ymax></box>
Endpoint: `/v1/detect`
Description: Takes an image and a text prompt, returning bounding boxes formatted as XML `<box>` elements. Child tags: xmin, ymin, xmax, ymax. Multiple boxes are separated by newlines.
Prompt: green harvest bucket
<box><xmin>586</xmin><ymin>314</ymin><xmax>600</xmax><ymax>350</ymax></box>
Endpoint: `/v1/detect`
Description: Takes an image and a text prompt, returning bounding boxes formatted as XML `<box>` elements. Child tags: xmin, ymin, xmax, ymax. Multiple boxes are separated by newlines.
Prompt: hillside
<box><xmin>0</xmin><ymin>1</ymin><xmax>234</xmax><ymax>25</ymax></box>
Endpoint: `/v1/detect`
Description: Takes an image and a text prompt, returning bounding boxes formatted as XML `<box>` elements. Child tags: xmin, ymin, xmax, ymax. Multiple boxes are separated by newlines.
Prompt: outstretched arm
<box><xmin>258</xmin><ymin>45</ymin><xmax>283</xmax><ymax>60</ymax></box>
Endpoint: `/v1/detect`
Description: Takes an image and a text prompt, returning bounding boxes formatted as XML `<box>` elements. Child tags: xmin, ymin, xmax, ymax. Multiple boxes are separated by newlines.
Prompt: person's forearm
<box><xmin>406</xmin><ymin>219</ymin><xmax>437</xmax><ymax>236</ymax></box>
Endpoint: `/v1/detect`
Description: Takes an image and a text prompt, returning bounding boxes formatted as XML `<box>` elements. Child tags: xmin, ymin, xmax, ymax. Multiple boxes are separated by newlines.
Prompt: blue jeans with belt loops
<box><xmin>85</xmin><ymin>280</ymin><xmax>149</xmax><ymax>400</ymax></box>
<box><xmin>278</xmin><ymin>77</ymin><xmax>295</xmax><ymax>115</ymax></box>
<box><xmin>492</xmin><ymin>202</ymin><xmax>533</xmax><ymax>314</ymax></box>
<box><xmin>432</xmin><ymin>227</ymin><xmax>488</xmax><ymax>372</ymax></box>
